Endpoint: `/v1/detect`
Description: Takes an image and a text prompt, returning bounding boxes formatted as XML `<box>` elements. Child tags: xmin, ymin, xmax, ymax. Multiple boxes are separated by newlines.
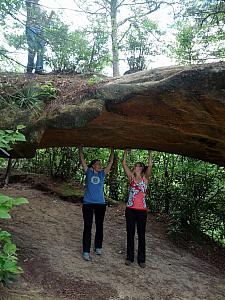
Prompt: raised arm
<box><xmin>104</xmin><ymin>148</ymin><xmax>114</xmax><ymax>175</ymax></box>
<box><xmin>122</xmin><ymin>150</ymin><xmax>133</xmax><ymax>181</ymax></box>
<box><xmin>78</xmin><ymin>146</ymin><xmax>88</xmax><ymax>173</ymax></box>
<box><xmin>145</xmin><ymin>150</ymin><xmax>153</xmax><ymax>179</ymax></box>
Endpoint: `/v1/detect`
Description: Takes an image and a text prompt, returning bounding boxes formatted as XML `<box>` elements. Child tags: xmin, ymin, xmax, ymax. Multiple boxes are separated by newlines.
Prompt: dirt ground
<box><xmin>0</xmin><ymin>183</ymin><xmax>225</xmax><ymax>300</ymax></box>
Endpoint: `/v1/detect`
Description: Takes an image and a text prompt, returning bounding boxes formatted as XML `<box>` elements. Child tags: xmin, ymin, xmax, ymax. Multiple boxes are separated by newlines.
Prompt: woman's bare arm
<box><xmin>104</xmin><ymin>148</ymin><xmax>114</xmax><ymax>175</ymax></box>
<box><xmin>145</xmin><ymin>150</ymin><xmax>153</xmax><ymax>179</ymax></box>
<box><xmin>122</xmin><ymin>150</ymin><xmax>133</xmax><ymax>181</ymax></box>
<box><xmin>78</xmin><ymin>147</ymin><xmax>88</xmax><ymax>173</ymax></box>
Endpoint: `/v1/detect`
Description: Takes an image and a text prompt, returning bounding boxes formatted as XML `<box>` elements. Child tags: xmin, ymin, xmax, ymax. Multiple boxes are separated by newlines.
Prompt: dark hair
<box><xmin>88</xmin><ymin>159</ymin><xmax>100</xmax><ymax>168</ymax></box>
<box><xmin>133</xmin><ymin>162</ymin><xmax>146</xmax><ymax>176</ymax></box>
<box><xmin>143</xmin><ymin>165</ymin><xmax>148</xmax><ymax>173</ymax></box>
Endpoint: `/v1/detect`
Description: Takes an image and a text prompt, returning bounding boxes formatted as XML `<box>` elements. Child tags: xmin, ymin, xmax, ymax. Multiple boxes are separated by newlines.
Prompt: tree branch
<box><xmin>0</xmin><ymin>50</ymin><xmax>26</xmax><ymax>68</ymax></box>
<box><xmin>118</xmin><ymin>23</ymin><xmax>132</xmax><ymax>44</ymax></box>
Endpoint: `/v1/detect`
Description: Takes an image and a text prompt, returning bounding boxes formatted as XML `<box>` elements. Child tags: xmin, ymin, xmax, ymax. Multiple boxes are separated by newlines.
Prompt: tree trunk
<box><xmin>4</xmin><ymin>158</ymin><xmax>12</xmax><ymax>186</ymax></box>
<box><xmin>110</xmin><ymin>0</ymin><xmax>120</xmax><ymax>76</ymax></box>
<box><xmin>109</xmin><ymin>152</ymin><xmax>119</xmax><ymax>200</ymax></box>
<box><xmin>164</xmin><ymin>157</ymin><xmax>170</xmax><ymax>214</ymax></box>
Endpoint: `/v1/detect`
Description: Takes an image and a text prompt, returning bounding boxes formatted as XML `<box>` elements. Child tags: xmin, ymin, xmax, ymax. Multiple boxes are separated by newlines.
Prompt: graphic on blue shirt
<box><xmin>91</xmin><ymin>176</ymin><xmax>100</xmax><ymax>185</ymax></box>
<box><xmin>83</xmin><ymin>168</ymin><xmax>105</xmax><ymax>204</ymax></box>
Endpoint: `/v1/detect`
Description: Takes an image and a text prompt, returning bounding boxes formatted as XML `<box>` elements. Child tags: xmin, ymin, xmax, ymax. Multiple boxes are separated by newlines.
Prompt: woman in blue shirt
<box><xmin>79</xmin><ymin>147</ymin><xmax>114</xmax><ymax>261</ymax></box>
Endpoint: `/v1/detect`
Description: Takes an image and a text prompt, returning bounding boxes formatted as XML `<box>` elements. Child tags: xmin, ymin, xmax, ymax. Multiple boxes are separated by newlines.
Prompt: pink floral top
<box><xmin>127</xmin><ymin>177</ymin><xmax>148</xmax><ymax>210</ymax></box>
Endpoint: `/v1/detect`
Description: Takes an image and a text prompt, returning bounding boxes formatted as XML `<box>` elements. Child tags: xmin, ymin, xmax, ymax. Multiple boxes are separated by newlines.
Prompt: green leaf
<box><xmin>0</xmin><ymin>209</ymin><xmax>11</xmax><ymax>219</ymax></box>
<box><xmin>14</xmin><ymin>197</ymin><xmax>29</xmax><ymax>205</ymax></box>
<box><xmin>3</xmin><ymin>261</ymin><xmax>21</xmax><ymax>273</ymax></box>
<box><xmin>0</xmin><ymin>195</ymin><xmax>12</xmax><ymax>204</ymax></box>
<box><xmin>3</xmin><ymin>260</ymin><xmax>17</xmax><ymax>273</ymax></box>
<box><xmin>16</xmin><ymin>125</ymin><xmax>25</xmax><ymax>130</ymax></box>
<box><xmin>0</xmin><ymin>231</ymin><xmax>11</xmax><ymax>241</ymax></box>
<box><xmin>3</xmin><ymin>243</ymin><xmax>17</xmax><ymax>255</ymax></box>
<box><xmin>0</xmin><ymin>148</ymin><xmax>10</xmax><ymax>156</ymax></box>
<box><xmin>4</xmin><ymin>130</ymin><xmax>14</xmax><ymax>134</ymax></box>
<box><xmin>15</xmin><ymin>133</ymin><xmax>26</xmax><ymax>142</ymax></box>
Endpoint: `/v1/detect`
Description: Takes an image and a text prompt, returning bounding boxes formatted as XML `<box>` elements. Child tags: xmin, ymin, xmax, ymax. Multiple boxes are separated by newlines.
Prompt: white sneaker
<box><xmin>82</xmin><ymin>252</ymin><xmax>91</xmax><ymax>261</ymax></box>
<box><xmin>95</xmin><ymin>248</ymin><xmax>102</xmax><ymax>255</ymax></box>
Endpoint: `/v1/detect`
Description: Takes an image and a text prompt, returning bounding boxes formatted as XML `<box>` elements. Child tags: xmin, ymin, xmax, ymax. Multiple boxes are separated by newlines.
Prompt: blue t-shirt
<box><xmin>83</xmin><ymin>168</ymin><xmax>105</xmax><ymax>204</ymax></box>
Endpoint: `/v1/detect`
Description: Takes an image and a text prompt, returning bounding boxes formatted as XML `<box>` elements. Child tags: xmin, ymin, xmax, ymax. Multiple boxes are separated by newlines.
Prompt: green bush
<box><xmin>0</xmin><ymin>82</ymin><xmax>57</xmax><ymax>113</ymax></box>
<box><xmin>0</xmin><ymin>195</ymin><xmax>29</xmax><ymax>286</ymax></box>
<box><xmin>0</xmin><ymin>126</ymin><xmax>28</xmax><ymax>286</ymax></box>
<box><xmin>0</xmin><ymin>125</ymin><xmax>25</xmax><ymax>157</ymax></box>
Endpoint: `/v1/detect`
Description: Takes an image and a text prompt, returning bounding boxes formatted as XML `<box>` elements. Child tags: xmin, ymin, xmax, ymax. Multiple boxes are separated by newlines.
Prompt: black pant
<box><xmin>82</xmin><ymin>204</ymin><xmax>106</xmax><ymax>253</ymax></box>
<box><xmin>125</xmin><ymin>208</ymin><xmax>147</xmax><ymax>264</ymax></box>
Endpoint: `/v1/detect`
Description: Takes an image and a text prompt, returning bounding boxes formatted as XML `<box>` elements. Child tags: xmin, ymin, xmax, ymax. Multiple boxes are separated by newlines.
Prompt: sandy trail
<box><xmin>0</xmin><ymin>183</ymin><xmax>225</xmax><ymax>300</ymax></box>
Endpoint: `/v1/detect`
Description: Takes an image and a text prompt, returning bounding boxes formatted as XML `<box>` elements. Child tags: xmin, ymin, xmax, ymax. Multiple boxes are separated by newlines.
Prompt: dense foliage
<box><xmin>16</xmin><ymin>147</ymin><xmax>225</xmax><ymax>245</ymax></box>
<box><xmin>0</xmin><ymin>0</ymin><xmax>224</xmax><ymax>72</ymax></box>
<box><xmin>168</xmin><ymin>0</ymin><xmax>225</xmax><ymax>64</ymax></box>
<box><xmin>0</xmin><ymin>126</ymin><xmax>28</xmax><ymax>286</ymax></box>
<box><xmin>0</xmin><ymin>194</ymin><xmax>29</xmax><ymax>286</ymax></box>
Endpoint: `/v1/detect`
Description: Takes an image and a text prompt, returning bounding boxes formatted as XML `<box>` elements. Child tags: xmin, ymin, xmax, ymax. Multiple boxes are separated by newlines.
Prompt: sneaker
<box><xmin>35</xmin><ymin>70</ymin><xmax>46</xmax><ymax>75</ymax></box>
<box><xmin>125</xmin><ymin>259</ymin><xmax>133</xmax><ymax>266</ymax></box>
<box><xmin>26</xmin><ymin>68</ymin><xmax>33</xmax><ymax>74</ymax></box>
<box><xmin>82</xmin><ymin>252</ymin><xmax>91</xmax><ymax>261</ymax></box>
<box><xmin>138</xmin><ymin>262</ymin><xmax>146</xmax><ymax>268</ymax></box>
<box><xmin>95</xmin><ymin>248</ymin><xmax>102</xmax><ymax>255</ymax></box>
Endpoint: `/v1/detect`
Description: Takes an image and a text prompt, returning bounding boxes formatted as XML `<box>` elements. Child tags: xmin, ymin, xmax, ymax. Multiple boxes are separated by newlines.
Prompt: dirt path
<box><xmin>0</xmin><ymin>183</ymin><xmax>225</xmax><ymax>300</ymax></box>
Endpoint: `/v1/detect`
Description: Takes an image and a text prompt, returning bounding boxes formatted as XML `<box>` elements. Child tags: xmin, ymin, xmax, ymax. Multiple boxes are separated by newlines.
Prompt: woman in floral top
<box><xmin>122</xmin><ymin>150</ymin><xmax>153</xmax><ymax>268</ymax></box>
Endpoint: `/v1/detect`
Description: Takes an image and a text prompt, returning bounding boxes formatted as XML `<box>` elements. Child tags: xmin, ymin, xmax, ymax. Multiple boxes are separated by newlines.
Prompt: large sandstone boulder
<box><xmin>1</xmin><ymin>62</ymin><xmax>225</xmax><ymax>166</ymax></box>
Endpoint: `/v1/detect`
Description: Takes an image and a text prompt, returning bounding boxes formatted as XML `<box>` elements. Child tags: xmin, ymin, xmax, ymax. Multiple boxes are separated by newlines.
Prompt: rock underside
<box><xmin>1</xmin><ymin>62</ymin><xmax>225</xmax><ymax>166</ymax></box>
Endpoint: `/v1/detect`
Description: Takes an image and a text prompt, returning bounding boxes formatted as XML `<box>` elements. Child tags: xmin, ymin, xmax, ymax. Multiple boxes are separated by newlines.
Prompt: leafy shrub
<box><xmin>0</xmin><ymin>126</ymin><xmax>28</xmax><ymax>286</ymax></box>
<box><xmin>87</xmin><ymin>75</ymin><xmax>104</xmax><ymax>86</ymax></box>
<box><xmin>0</xmin><ymin>125</ymin><xmax>25</xmax><ymax>157</ymax></box>
<box><xmin>0</xmin><ymin>195</ymin><xmax>29</xmax><ymax>286</ymax></box>
<box><xmin>0</xmin><ymin>82</ymin><xmax>57</xmax><ymax>113</ymax></box>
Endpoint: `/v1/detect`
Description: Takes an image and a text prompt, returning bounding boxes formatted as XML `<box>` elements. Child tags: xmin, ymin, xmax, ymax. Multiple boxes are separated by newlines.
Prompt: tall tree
<box><xmin>76</xmin><ymin>0</ymin><xmax>175</xmax><ymax>76</ymax></box>
<box><xmin>167</xmin><ymin>21</ymin><xmax>204</xmax><ymax>65</ymax></box>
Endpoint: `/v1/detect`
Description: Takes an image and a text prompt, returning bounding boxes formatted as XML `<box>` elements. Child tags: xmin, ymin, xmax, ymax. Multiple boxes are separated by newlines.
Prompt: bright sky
<box><xmin>3</xmin><ymin>0</ymin><xmax>176</xmax><ymax>74</ymax></box>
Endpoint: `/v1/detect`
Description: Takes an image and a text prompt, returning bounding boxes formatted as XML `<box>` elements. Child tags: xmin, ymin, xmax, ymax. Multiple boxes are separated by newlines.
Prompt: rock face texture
<box><xmin>1</xmin><ymin>62</ymin><xmax>225</xmax><ymax>166</ymax></box>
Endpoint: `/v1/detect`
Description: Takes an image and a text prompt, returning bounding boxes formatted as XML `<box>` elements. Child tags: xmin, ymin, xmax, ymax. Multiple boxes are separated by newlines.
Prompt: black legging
<box><xmin>82</xmin><ymin>204</ymin><xmax>106</xmax><ymax>253</ymax></box>
<box><xmin>125</xmin><ymin>207</ymin><xmax>147</xmax><ymax>263</ymax></box>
